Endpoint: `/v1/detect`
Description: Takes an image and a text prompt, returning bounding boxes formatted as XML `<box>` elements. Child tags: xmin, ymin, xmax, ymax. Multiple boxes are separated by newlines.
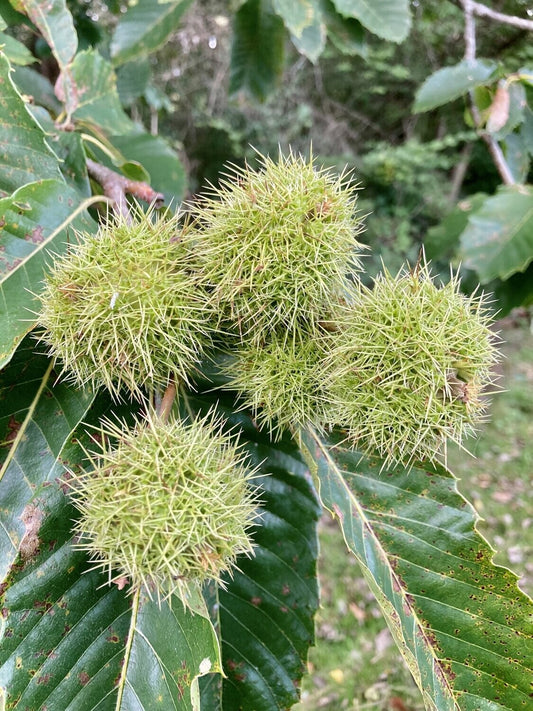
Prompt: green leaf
<box><xmin>519</xmin><ymin>105</ymin><xmax>533</xmax><ymax>156</ymax></box>
<box><xmin>0</xmin><ymin>180</ymin><xmax>98</xmax><ymax>369</ymax></box>
<box><xmin>414</xmin><ymin>59</ymin><xmax>497</xmax><ymax>113</ymax></box>
<box><xmin>179</xmin><ymin>391</ymin><xmax>320</xmax><ymax>711</ymax></box>
<box><xmin>118</xmin><ymin>589</ymin><xmax>222</xmax><ymax>711</ymax></box>
<box><xmin>110</xmin><ymin>132</ymin><xmax>187</xmax><ymax>203</ymax></box>
<box><xmin>116</xmin><ymin>59</ymin><xmax>151</xmax><ymax>107</ymax></box>
<box><xmin>14</xmin><ymin>0</ymin><xmax>78</xmax><ymax>114</ymax></box>
<box><xmin>230</xmin><ymin>0</ymin><xmax>286</xmax><ymax>101</ymax></box>
<box><xmin>491</xmin><ymin>261</ymin><xmax>533</xmax><ymax>315</ymax></box>
<box><xmin>0</xmin><ymin>52</ymin><xmax>63</xmax><ymax>194</ymax></box>
<box><xmin>15</xmin><ymin>0</ymin><xmax>77</xmax><ymax>69</ymax></box>
<box><xmin>11</xmin><ymin>64</ymin><xmax>62</xmax><ymax>114</ymax></box>
<box><xmin>63</xmin><ymin>49</ymin><xmax>134</xmax><ymax>135</ymax></box>
<box><xmin>0</xmin><ymin>31</ymin><xmax>35</xmax><ymax>66</ymax></box>
<box><xmin>322</xmin><ymin>0</ymin><xmax>367</xmax><ymax>57</ymax></box>
<box><xmin>460</xmin><ymin>185</ymin><xmax>533</xmax><ymax>282</ymax></box>
<box><xmin>289</xmin><ymin>1</ymin><xmax>326</xmax><ymax>62</ymax></box>
<box><xmin>111</xmin><ymin>0</ymin><xmax>194</xmax><ymax>66</ymax></box>
<box><xmin>30</xmin><ymin>106</ymin><xmax>91</xmax><ymax>195</ymax></box>
<box><xmin>331</xmin><ymin>0</ymin><xmax>411</xmax><ymax>43</ymax></box>
<box><xmin>502</xmin><ymin>132</ymin><xmax>529</xmax><ymax>184</ymax></box>
<box><xmin>272</xmin><ymin>0</ymin><xmax>316</xmax><ymax>38</ymax></box>
<box><xmin>299</xmin><ymin>428</ymin><xmax>533</xmax><ymax>711</ymax></box>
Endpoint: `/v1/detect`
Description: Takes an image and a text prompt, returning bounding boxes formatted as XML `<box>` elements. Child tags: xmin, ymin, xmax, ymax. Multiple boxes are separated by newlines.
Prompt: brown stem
<box><xmin>158</xmin><ymin>379</ymin><xmax>177</xmax><ymax>423</ymax></box>
<box><xmin>86</xmin><ymin>158</ymin><xmax>165</xmax><ymax>221</ymax></box>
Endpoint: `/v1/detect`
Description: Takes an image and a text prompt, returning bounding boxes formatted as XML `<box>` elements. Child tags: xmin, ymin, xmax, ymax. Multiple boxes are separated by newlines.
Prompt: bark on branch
<box><xmin>86</xmin><ymin>158</ymin><xmax>165</xmax><ymax>220</ymax></box>
<box><xmin>465</xmin><ymin>0</ymin><xmax>533</xmax><ymax>31</ymax></box>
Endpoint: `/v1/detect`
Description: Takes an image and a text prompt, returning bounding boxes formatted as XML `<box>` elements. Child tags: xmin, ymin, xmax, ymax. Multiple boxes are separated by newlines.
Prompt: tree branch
<box><xmin>86</xmin><ymin>158</ymin><xmax>164</xmax><ymax>221</ymax></box>
<box><xmin>462</xmin><ymin>0</ymin><xmax>476</xmax><ymax>61</ymax></box>
<box><xmin>468</xmin><ymin>0</ymin><xmax>533</xmax><ymax>31</ymax></box>
<box><xmin>460</xmin><ymin>1</ymin><xmax>516</xmax><ymax>186</ymax></box>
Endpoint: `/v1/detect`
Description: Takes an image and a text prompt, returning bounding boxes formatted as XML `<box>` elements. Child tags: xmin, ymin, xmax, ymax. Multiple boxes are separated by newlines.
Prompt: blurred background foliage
<box><xmin>25</xmin><ymin>0</ymin><xmax>531</xmax><ymax>297</ymax></box>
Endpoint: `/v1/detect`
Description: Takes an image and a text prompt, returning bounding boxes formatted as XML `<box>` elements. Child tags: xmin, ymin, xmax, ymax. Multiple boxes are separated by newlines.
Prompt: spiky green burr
<box><xmin>194</xmin><ymin>151</ymin><xmax>364</xmax><ymax>343</ymax></box>
<box><xmin>67</xmin><ymin>412</ymin><xmax>260</xmax><ymax>604</ymax></box>
<box><xmin>38</xmin><ymin>208</ymin><xmax>213</xmax><ymax>399</ymax></box>
<box><xmin>225</xmin><ymin>325</ymin><xmax>329</xmax><ymax>438</ymax></box>
<box><xmin>326</xmin><ymin>261</ymin><xmax>499</xmax><ymax>467</ymax></box>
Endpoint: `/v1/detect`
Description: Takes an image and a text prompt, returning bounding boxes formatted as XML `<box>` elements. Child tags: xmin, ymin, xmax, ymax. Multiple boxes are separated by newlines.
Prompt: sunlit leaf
<box><xmin>460</xmin><ymin>185</ymin><xmax>533</xmax><ymax>282</ymax></box>
<box><xmin>414</xmin><ymin>59</ymin><xmax>497</xmax><ymax>113</ymax></box>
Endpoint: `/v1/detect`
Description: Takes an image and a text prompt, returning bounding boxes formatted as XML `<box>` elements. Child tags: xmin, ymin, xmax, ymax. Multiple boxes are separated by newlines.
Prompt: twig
<box><xmin>467</xmin><ymin>0</ymin><xmax>533</xmax><ymax>31</ymax></box>
<box><xmin>158</xmin><ymin>379</ymin><xmax>177</xmax><ymax>423</ymax></box>
<box><xmin>86</xmin><ymin>158</ymin><xmax>164</xmax><ymax>221</ymax></box>
<box><xmin>462</xmin><ymin>0</ymin><xmax>476</xmax><ymax>61</ymax></box>
<box><xmin>460</xmin><ymin>1</ymin><xmax>516</xmax><ymax>185</ymax></box>
<box><xmin>449</xmin><ymin>143</ymin><xmax>472</xmax><ymax>203</ymax></box>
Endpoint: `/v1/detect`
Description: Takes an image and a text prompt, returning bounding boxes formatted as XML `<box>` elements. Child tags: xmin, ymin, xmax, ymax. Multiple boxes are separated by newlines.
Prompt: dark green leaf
<box><xmin>111</xmin><ymin>0</ymin><xmax>194</xmax><ymax>66</ymax></box>
<box><xmin>0</xmin><ymin>482</ymin><xmax>130</xmax><ymax>710</ymax></box>
<box><xmin>299</xmin><ymin>428</ymin><xmax>533</xmax><ymax>711</ymax></box>
<box><xmin>0</xmin><ymin>180</ymin><xmax>98</xmax><ymax>369</ymax></box>
<box><xmin>0</xmin><ymin>52</ymin><xmax>63</xmax><ymax>195</ymax></box>
<box><xmin>0</xmin><ymin>335</ymin><xmax>50</xmax><ymax>468</ymax></box>
<box><xmin>11</xmin><ymin>65</ymin><xmax>62</xmax><ymax>115</ymax></box>
<box><xmin>30</xmin><ymin>106</ymin><xmax>91</xmax><ymax>195</ymax></box>
<box><xmin>180</xmin><ymin>391</ymin><xmax>320</xmax><ymax>711</ymax></box>
<box><xmin>0</xmin><ymin>389</ymin><xmax>221</xmax><ymax>710</ymax></box>
<box><xmin>0</xmin><ymin>365</ymin><xmax>95</xmax><ymax>582</ymax></box>
<box><xmin>491</xmin><ymin>261</ymin><xmax>533</xmax><ymax>315</ymax></box>
<box><xmin>331</xmin><ymin>0</ymin><xmax>411</xmax><ymax>42</ymax></box>
<box><xmin>230</xmin><ymin>0</ymin><xmax>286</xmax><ymax>101</ymax></box>
<box><xmin>65</xmin><ymin>49</ymin><xmax>134</xmax><ymax>135</ymax></box>
<box><xmin>116</xmin><ymin>59</ymin><xmax>151</xmax><ymax>107</ymax></box>
<box><xmin>460</xmin><ymin>185</ymin><xmax>533</xmax><ymax>282</ymax></box>
<box><xmin>414</xmin><ymin>59</ymin><xmax>497</xmax><ymax>113</ymax></box>
<box><xmin>110</xmin><ymin>132</ymin><xmax>187</xmax><ymax>203</ymax></box>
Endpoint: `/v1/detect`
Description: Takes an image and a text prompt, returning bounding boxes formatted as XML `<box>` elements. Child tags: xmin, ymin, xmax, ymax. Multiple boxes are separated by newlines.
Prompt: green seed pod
<box><xmin>326</xmin><ymin>261</ymin><xmax>499</xmax><ymax>467</ymax></box>
<box><xmin>67</xmin><ymin>412</ymin><xmax>260</xmax><ymax>605</ymax></box>
<box><xmin>225</xmin><ymin>324</ymin><xmax>329</xmax><ymax>438</ymax></box>
<box><xmin>194</xmin><ymin>150</ymin><xmax>364</xmax><ymax>343</ymax></box>
<box><xmin>38</xmin><ymin>207</ymin><xmax>213</xmax><ymax>399</ymax></box>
